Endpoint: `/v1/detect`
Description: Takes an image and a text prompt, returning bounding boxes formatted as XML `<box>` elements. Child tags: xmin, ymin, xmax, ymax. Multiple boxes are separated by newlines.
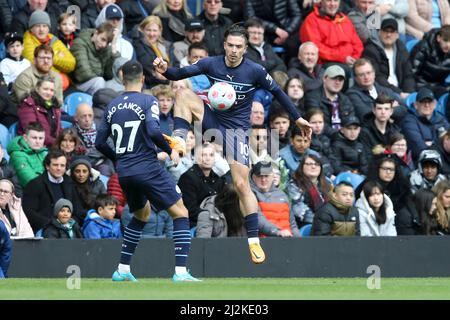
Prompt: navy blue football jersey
<box><xmin>164</xmin><ymin>56</ymin><xmax>301</xmax><ymax>130</ymax></box>
<box><xmin>95</xmin><ymin>92</ymin><xmax>172</xmax><ymax>177</ymax></box>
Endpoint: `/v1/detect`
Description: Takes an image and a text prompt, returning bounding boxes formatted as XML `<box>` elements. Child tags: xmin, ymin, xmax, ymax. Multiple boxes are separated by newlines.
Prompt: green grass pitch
<box><xmin>1</xmin><ymin>278</ymin><xmax>450</xmax><ymax>300</ymax></box>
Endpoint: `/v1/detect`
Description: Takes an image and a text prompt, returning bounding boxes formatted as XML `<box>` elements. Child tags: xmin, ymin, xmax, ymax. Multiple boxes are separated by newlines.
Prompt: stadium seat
<box><xmin>405</xmin><ymin>92</ymin><xmax>417</xmax><ymax>110</ymax></box>
<box><xmin>8</xmin><ymin>122</ymin><xmax>18</xmax><ymax>141</ymax></box>
<box><xmin>61</xmin><ymin>120</ymin><xmax>73</xmax><ymax>129</ymax></box>
<box><xmin>0</xmin><ymin>123</ymin><xmax>10</xmax><ymax>148</ymax></box>
<box><xmin>299</xmin><ymin>224</ymin><xmax>312</xmax><ymax>237</ymax></box>
<box><xmin>190</xmin><ymin>227</ymin><xmax>197</xmax><ymax>237</ymax></box>
<box><xmin>334</xmin><ymin>172</ymin><xmax>365</xmax><ymax>190</ymax></box>
<box><xmin>64</xmin><ymin>92</ymin><xmax>93</xmax><ymax>116</ymax></box>
<box><xmin>406</xmin><ymin>39</ymin><xmax>420</xmax><ymax>53</ymax></box>
<box><xmin>35</xmin><ymin>229</ymin><xmax>43</xmax><ymax>237</ymax></box>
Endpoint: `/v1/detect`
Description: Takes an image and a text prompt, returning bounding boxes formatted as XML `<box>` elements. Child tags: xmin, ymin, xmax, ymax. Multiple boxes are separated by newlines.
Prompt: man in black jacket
<box><xmin>287</xmin><ymin>42</ymin><xmax>324</xmax><ymax>92</ymax></box>
<box><xmin>359</xmin><ymin>92</ymin><xmax>401</xmax><ymax>156</ymax></box>
<box><xmin>22</xmin><ymin>149</ymin><xmax>83</xmax><ymax>233</ymax></box>
<box><xmin>244</xmin><ymin>17</ymin><xmax>287</xmax><ymax>76</ymax></box>
<box><xmin>363</xmin><ymin>19</ymin><xmax>416</xmax><ymax>97</ymax></box>
<box><xmin>178</xmin><ymin>143</ymin><xmax>225</xmax><ymax>228</ymax></box>
<box><xmin>411</xmin><ymin>25</ymin><xmax>450</xmax><ymax>98</ymax></box>
<box><xmin>312</xmin><ymin>181</ymin><xmax>360</xmax><ymax>236</ymax></box>
<box><xmin>197</xmin><ymin>0</ymin><xmax>233</xmax><ymax>57</ymax></box>
<box><xmin>243</xmin><ymin>0</ymin><xmax>302</xmax><ymax>61</ymax></box>
<box><xmin>9</xmin><ymin>0</ymin><xmax>62</xmax><ymax>35</ymax></box>
<box><xmin>304</xmin><ymin>65</ymin><xmax>355</xmax><ymax>130</ymax></box>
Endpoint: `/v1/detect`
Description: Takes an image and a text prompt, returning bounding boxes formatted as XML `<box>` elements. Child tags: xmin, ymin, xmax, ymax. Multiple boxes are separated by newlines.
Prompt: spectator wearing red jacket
<box><xmin>299</xmin><ymin>0</ymin><xmax>363</xmax><ymax>67</ymax></box>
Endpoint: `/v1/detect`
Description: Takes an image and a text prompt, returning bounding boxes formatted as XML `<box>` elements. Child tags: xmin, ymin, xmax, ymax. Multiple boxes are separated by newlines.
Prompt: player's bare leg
<box><xmin>230</xmin><ymin>162</ymin><xmax>266</xmax><ymax>264</ymax></box>
<box><xmin>113</xmin><ymin>201</ymin><xmax>151</xmax><ymax>282</ymax></box>
<box><xmin>166</xmin><ymin>89</ymin><xmax>205</xmax><ymax>155</ymax></box>
<box><xmin>167</xmin><ymin>198</ymin><xmax>201</xmax><ymax>282</ymax></box>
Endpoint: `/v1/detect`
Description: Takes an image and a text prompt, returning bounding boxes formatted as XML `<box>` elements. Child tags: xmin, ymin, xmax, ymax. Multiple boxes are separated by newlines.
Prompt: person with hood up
<box><xmin>95</xmin><ymin>3</ymin><xmax>134</xmax><ymax>60</ymax></box>
<box><xmin>42</xmin><ymin>198</ymin><xmax>83</xmax><ymax>239</ymax></box>
<box><xmin>409</xmin><ymin>149</ymin><xmax>447</xmax><ymax>193</ymax></box>
<box><xmin>105</xmin><ymin>56</ymin><xmax>129</xmax><ymax>92</ymax></box>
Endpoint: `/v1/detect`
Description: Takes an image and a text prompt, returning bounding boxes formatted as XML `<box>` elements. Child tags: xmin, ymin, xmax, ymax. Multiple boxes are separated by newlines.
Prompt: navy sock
<box><xmin>173</xmin><ymin>117</ymin><xmax>190</xmax><ymax>141</ymax></box>
<box><xmin>172</xmin><ymin>217</ymin><xmax>191</xmax><ymax>267</ymax></box>
<box><xmin>244</xmin><ymin>213</ymin><xmax>259</xmax><ymax>238</ymax></box>
<box><xmin>120</xmin><ymin>217</ymin><xmax>147</xmax><ymax>265</ymax></box>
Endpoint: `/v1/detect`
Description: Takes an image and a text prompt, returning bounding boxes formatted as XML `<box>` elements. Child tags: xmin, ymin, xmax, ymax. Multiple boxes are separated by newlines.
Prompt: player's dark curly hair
<box><xmin>224</xmin><ymin>24</ymin><xmax>249</xmax><ymax>44</ymax></box>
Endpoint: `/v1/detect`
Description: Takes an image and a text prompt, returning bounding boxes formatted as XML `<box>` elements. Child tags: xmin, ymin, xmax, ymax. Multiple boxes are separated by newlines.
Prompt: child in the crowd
<box><xmin>150</xmin><ymin>84</ymin><xmax>174</xmax><ymax>136</ymax></box>
<box><xmin>305</xmin><ymin>108</ymin><xmax>337</xmax><ymax>176</ymax></box>
<box><xmin>0</xmin><ymin>32</ymin><xmax>31</xmax><ymax>89</ymax></box>
<box><xmin>42</xmin><ymin>198</ymin><xmax>83</xmax><ymax>239</ymax></box>
<box><xmin>269</xmin><ymin>108</ymin><xmax>291</xmax><ymax>150</ymax></box>
<box><xmin>58</xmin><ymin>13</ymin><xmax>78</xmax><ymax>49</ymax></box>
<box><xmin>331</xmin><ymin>116</ymin><xmax>369</xmax><ymax>175</ymax></box>
<box><xmin>82</xmin><ymin>194</ymin><xmax>122</xmax><ymax>239</ymax></box>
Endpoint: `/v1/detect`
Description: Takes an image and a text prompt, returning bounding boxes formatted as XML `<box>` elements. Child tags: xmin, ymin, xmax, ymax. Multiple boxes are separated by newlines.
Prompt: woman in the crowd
<box><xmin>68</xmin><ymin>156</ymin><xmax>106</xmax><ymax>213</ymax></box>
<box><xmin>0</xmin><ymin>179</ymin><xmax>33</xmax><ymax>237</ymax></box>
<box><xmin>52</xmin><ymin>128</ymin><xmax>86</xmax><ymax>166</ymax></box>
<box><xmin>152</xmin><ymin>0</ymin><xmax>193</xmax><ymax>43</ymax></box>
<box><xmin>196</xmin><ymin>183</ymin><xmax>246</xmax><ymax>238</ymax></box>
<box><xmin>17</xmin><ymin>76</ymin><xmax>62</xmax><ymax>147</ymax></box>
<box><xmin>384</xmin><ymin>132</ymin><xmax>415</xmax><ymax>178</ymax></box>
<box><xmin>355</xmin><ymin>180</ymin><xmax>397</xmax><ymax>236</ymax></box>
<box><xmin>363</xmin><ymin>154</ymin><xmax>412</xmax><ymax>213</ymax></box>
<box><xmin>413</xmin><ymin>188</ymin><xmax>442</xmax><ymax>235</ymax></box>
<box><xmin>131</xmin><ymin>15</ymin><xmax>173</xmax><ymax>89</ymax></box>
<box><xmin>286</xmin><ymin>154</ymin><xmax>333</xmax><ymax>228</ymax></box>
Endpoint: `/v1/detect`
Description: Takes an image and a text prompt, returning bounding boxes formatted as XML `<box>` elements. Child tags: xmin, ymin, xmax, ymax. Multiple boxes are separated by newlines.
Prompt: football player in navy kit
<box><xmin>153</xmin><ymin>25</ymin><xmax>312</xmax><ymax>264</ymax></box>
<box><xmin>96</xmin><ymin>61</ymin><xmax>200</xmax><ymax>282</ymax></box>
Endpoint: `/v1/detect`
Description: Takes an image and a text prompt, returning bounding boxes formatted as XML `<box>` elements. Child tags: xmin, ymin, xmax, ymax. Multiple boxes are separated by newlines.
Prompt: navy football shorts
<box><xmin>200</xmin><ymin>101</ymin><xmax>250</xmax><ymax>167</ymax></box>
<box><xmin>119</xmin><ymin>167</ymin><xmax>181</xmax><ymax>213</ymax></box>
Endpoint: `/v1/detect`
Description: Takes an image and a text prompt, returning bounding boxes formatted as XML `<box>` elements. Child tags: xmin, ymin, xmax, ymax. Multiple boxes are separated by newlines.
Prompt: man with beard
<box><xmin>70</xmin><ymin>21</ymin><xmax>120</xmax><ymax>95</ymax></box>
<box><xmin>12</xmin><ymin>44</ymin><xmax>63</xmax><ymax>104</ymax></box>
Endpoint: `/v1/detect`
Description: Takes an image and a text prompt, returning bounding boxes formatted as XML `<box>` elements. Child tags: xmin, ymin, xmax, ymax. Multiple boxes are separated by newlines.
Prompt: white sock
<box><xmin>118</xmin><ymin>263</ymin><xmax>130</xmax><ymax>274</ymax></box>
<box><xmin>175</xmin><ymin>266</ymin><xmax>187</xmax><ymax>275</ymax></box>
<box><xmin>248</xmin><ymin>237</ymin><xmax>260</xmax><ymax>245</ymax></box>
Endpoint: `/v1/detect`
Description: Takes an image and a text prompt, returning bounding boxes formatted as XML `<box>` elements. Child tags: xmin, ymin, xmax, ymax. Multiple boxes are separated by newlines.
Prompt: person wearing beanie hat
<box><xmin>0</xmin><ymin>32</ymin><xmax>31</xmax><ymax>87</ymax></box>
<box><xmin>409</xmin><ymin>149</ymin><xmax>447</xmax><ymax>193</ymax></box>
<box><xmin>69</xmin><ymin>155</ymin><xmax>106</xmax><ymax>213</ymax></box>
<box><xmin>41</xmin><ymin>198</ymin><xmax>83</xmax><ymax>239</ymax></box>
<box><xmin>22</xmin><ymin>10</ymin><xmax>76</xmax><ymax>88</ymax></box>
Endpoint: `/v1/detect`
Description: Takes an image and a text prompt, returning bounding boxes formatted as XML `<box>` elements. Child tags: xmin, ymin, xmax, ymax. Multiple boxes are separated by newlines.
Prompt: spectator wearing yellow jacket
<box><xmin>22</xmin><ymin>10</ymin><xmax>76</xmax><ymax>90</ymax></box>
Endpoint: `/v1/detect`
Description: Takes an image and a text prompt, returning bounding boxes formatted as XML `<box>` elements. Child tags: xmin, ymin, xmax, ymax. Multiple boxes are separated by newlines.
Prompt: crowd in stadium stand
<box><xmin>0</xmin><ymin>0</ymin><xmax>450</xmax><ymax>242</ymax></box>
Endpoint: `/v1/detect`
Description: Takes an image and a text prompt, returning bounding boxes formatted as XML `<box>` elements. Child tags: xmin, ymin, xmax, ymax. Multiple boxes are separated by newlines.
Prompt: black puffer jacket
<box><xmin>359</xmin><ymin>113</ymin><xmax>402</xmax><ymax>155</ymax></box>
<box><xmin>243</xmin><ymin>0</ymin><xmax>302</xmax><ymax>35</ymax></box>
<box><xmin>411</xmin><ymin>28</ymin><xmax>450</xmax><ymax>89</ymax></box>
<box><xmin>331</xmin><ymin>132</ymin><xmax>369</xmax><ymax>175</ymax></box>
<box><xmin>395</xmin><ymin>194</ymin><xmax>421</xmax><ymax>235</ymax></box>
<box><xmin>304</xmin><ymin>87</ymin><xmax>355</xmax><ymax>128</ymax></box>
<box><xmin>42</xmin><ymin>218</ymin><xmax>83</xmax><ymax>239</ymax></box>
<box><xmin>287</xmin><ymin>58</ymin><xmax>324</xmax><ymax>92</ymax></box>
<box><xmin>363</xmin><ymin>38</ymin><xmax>416</xmax><ymax>93</ymax></box>
<box><xmin>312</xmin><ymin>201</ymin><xmax>360</xmax><ymax>236</ymax></box>
<box><xmin>178</xmin><ymin>164</ymin><xmax>226</xmax><ymax>228</ymax></box>
<box><xmin>245</xmin><ymin>43</ymin><xmax>287</xmax><ymax>74</ymax></box>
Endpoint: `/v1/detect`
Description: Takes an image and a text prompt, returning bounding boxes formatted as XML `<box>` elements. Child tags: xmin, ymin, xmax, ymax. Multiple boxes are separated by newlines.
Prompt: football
<box><xmin>207</xmin><ymin>82</ymin><xmax>236</xmax><ymax>111</ymax></box>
